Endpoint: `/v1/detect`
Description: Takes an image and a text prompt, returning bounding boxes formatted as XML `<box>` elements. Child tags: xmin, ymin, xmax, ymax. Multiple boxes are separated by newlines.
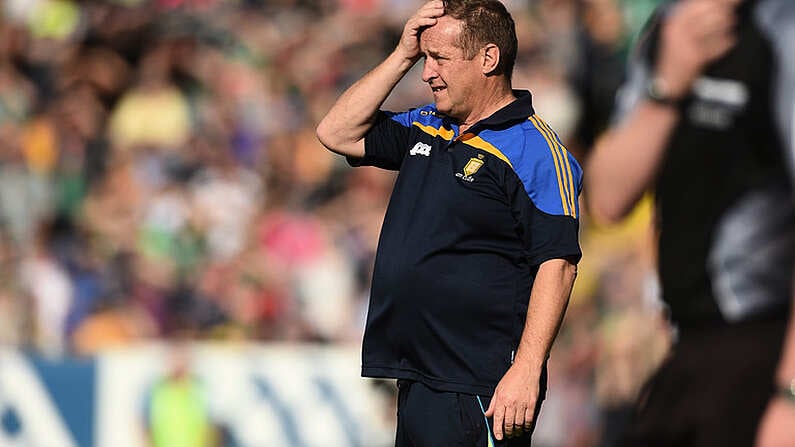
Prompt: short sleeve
<box><xmin>508</xmin><ymin>119</ymin><xmax>583</xmax><ymax>266</ymax></box>
<box><xmin>347</xmin><ymin>110</ymin><xmax>417</xmax><ymax>170</ymax></box>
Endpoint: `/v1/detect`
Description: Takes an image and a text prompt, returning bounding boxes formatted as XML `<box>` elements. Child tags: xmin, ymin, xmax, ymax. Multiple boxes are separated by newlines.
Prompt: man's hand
<box><xmin>656</xmin><ymin>0</ymin><xmax>740</xmax><ymax>98</ymax></box>
<box><xmin>755</xmin><ymin>398</ymin><xmax>795</xmax><ymax>447</ymax></box>
<box><xmin>484</xmin><ymin>362</ymin><xmax>542</xmax><ymax>440</ymax></box>
<box><xmin>395</xmin><ymin>0</ymin><xmax>445</xmax><ymax>63</ymax></box>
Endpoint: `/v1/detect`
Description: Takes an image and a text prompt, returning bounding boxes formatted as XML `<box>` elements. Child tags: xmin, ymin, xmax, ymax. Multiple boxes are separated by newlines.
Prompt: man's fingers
<box><xmin>398</xmin><ymin>0</ymin><xmax>444</xmax><ymax>60</ymax></box>
<box><xmin>503</xmin><ymin>406</ymin><xmax>516</xmax><ymax>437</ymax></box>
<box><xmin>504</xmin><ymin>404</ymin><xmax>527</xmax><ymax>438</ymax></box>
<box><xmin>484</xmin><ymin>396</ymin><xmax>495</xmax><ymax>417</ymax></box>
<box><xmin>404</xmin><ymin>2</ymin><xmax>443</xmax><ymax>37</ymax></box>
<box><xmin>405</xmin><ymin>1</ymin><xmax>444</xmax><ymax>32</ymax></box>
<box><xmin>415</xmin><ymin>7</ymin><xmax>444</xmax><ymax>20</ymax></box>
<box><xmin>690</xmin><ymin>9</ymin><xmax>735</xmax><ymax>40</ymax></box>
<box><xmin>417</xmin><ymin>1</ymin><xmax>444</xmax><ymax>18</ymax></box>
<box><xmin>410</xmin><ymin>16</ymin><xmax>438</xmax><ymax>30</ymax></box>
<box><xmin>675</xmin><ymin>0</ymin><xmax>736</xmax><ymax>34</ymax></box>
<box><xmin>523</xmin><ymin>406</ymin><xmax>535</xmax><ymax>430</ymax></box>
<box><xmin>701</xmin><ymin>31</ymin><xmax>736</xmax><ymax>60</ymax></box>
<box><xmin>675</xmin><ymin>1</ymin><xmax>735</xmax><ymax>38</ymax></box>
<box><xmin>421</xmin><ymin>0</ymin><xmax>444</xmax><ymax>9</ymax></box>
<box><xmin>492</xmin><ymin>404</ymin><xmax>505</xmax><ymax>440</ymax></box>
<box><xmin>421</xmin><ymin>0</ymin><xmax>444</xmax><ymax>10</ymax></box>
<box><xmin>512</xmin><ymin>404</ymin><xmax>527</xmax><ymax>436</ymax></box>
<box><xmin>659</xmin><ymin>0</ymin><xmax>739</xmax><ymax>84</ymax></box>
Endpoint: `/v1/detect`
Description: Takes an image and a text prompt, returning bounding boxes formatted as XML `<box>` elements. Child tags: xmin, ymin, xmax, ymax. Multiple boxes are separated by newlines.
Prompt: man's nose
<box><xmin>421</xmin><ymin>59</ymin><xmax>437</xmax><ymax>83</ymax></box>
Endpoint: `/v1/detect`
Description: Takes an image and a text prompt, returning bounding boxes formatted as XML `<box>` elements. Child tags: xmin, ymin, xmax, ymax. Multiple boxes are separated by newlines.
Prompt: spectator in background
<box><xmin>144</xmin><ymin>344</ymin><xmax>218</xmax><ymax>447</ymax></box>
<box><xmin>0</xmin><ymin>228</ymin><xmax>28</xmax><ymax>348</ymax></box>
<box><xmin>20</xmin><ymin>221</ymin><xmax>73</xmax><ymax>356</ymax></box>
<box><xmin>586</xmin><ymin>0</ymin><xmax>795</xmax><ymax>445</ymax></box>
<box><xmin>109</xmin><ymin>45</ymin><xmax>191</xmax><ymax>154</ymax></box>
<box><xmin>569</xmin><ymin>0</ymin><xmax>630</xmax><ymax>152</ymax></box>
<box><xmin>569</xmin><ymin>0</ymin><xmax>664</xmax><ymax>154</ymax></box>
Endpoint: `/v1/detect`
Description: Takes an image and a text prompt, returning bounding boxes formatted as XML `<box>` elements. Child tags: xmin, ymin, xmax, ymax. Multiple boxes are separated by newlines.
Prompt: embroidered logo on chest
<box><xmin>455</xmin><ymin>154</ymin><xmax>485</xmax><ymax>182</ymax></box>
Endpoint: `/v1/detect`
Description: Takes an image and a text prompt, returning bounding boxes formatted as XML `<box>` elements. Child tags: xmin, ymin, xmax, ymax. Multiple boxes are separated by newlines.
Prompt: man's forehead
<box><xmin>420</xmin><ymin>15</ymin><xmax>463</xmax><ymax>48</ymax></box>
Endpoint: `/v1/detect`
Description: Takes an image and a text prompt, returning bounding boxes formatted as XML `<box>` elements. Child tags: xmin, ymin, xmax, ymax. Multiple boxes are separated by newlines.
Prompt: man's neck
<box><xmin>458</xmin><ymin>84</ymin><xmax>516</xmax><ymax>133</ymax></box>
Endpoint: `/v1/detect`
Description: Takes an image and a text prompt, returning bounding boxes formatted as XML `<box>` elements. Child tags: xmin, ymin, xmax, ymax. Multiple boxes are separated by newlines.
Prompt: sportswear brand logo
<box><xmin>409</xmin><ymin>142</ymin><xmax>432</xmax><ymax>157</ymax></box>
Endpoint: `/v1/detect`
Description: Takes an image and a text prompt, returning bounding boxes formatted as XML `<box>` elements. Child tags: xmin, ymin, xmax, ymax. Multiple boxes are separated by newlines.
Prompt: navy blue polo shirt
<box><xmin>349</xmin><ymin>90</ymin><xmax>582</xmax><ymax>396</ymax></box>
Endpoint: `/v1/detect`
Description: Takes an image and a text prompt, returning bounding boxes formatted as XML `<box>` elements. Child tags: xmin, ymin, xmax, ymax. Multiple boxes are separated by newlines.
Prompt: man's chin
<box><xmin>433</xmin><ymin>102</ymin><xmax>451</xmax><ymax>116</ymax></box>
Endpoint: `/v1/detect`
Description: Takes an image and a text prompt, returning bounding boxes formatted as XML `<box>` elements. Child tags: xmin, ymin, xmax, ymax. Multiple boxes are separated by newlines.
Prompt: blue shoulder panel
<box><xmin>493</xmin><ymin>116</ymin><xmax>582</xmax><ymax>218</ymax></box>
<box><xmin>387</xmin><ymin>105</ymin><xmax>444</xmax><ymax>128</ymax></box>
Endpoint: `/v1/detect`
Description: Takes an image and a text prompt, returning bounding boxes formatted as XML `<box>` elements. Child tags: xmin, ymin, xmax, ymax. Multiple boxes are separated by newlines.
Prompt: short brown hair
<box><xmin>443</xmin><ymin>0</ymin><xmax>518</xmax><ymax>79</ymax></box>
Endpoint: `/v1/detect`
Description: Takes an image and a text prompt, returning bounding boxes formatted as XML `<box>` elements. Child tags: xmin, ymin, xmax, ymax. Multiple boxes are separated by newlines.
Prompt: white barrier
<box><xmin>0</xmin><ymin>344</ymin><xmax>395</xmax><ymax>447</ymax></box>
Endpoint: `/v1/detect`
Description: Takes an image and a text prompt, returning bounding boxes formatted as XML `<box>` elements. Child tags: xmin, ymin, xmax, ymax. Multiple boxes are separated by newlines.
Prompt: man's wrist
<box><xmin>511</xmin><ymin>350</ymin><xmax>546</xmax><ymax>373</ymax></box>
<box><xmin>389</xmin><ymin>49</ymin><xmax>420</xmax><ymax>71</ymax></box>
<box><xmin>644</xmin><ymin>76</ymin><xmax>686</xmax><ymax>108</ymax></box>
<box><xmin>776</xmin><ymin>378</ymin><xmax>795</xmax><ymax>406</ymax></box>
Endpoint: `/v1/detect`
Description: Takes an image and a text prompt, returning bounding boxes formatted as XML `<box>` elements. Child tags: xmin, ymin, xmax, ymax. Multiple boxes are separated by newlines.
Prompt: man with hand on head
<box><xmin>586</xmin><ymin>0</ymin><xmax>795</xmax><ymax>445</ymax></box>
<box><xmin>317</xmin><ymin>0</ymin><xmax>582</xmax><ymax>445</ymax></box>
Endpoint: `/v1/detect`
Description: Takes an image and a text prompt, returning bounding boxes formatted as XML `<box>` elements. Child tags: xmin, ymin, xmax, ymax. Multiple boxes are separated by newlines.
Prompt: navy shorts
<box><xmin>394</xmin><ymin>372</ymin><xmax>547</xmax><ymax>447</ymax></box>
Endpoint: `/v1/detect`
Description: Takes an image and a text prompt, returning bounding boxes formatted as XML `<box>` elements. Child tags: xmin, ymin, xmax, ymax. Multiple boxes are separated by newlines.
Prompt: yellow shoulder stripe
<box><xmin>457</xmin><ymin>133</ymin><xmax>513</xmax><ymax>168</ymax></box>
<box><xmin>528</xmin><ymin>115</ymin><xmax>574</xmax><ymax>217</ymax></box>
<box><xmin>412</xmin><ymin>121</ymin><xmax>455</xmax><ymax>140</ymax></box>
<box><xmin>534</xmin><ymin>116</ymin><xmax>577</xmax><ymax>218</ymax></box>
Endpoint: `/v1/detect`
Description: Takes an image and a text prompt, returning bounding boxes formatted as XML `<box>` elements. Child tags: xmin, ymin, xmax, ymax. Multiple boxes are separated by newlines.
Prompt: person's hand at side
<box><xmin>482</xmin><ymin>259</ymin><xmax>575</xmax><ymax>440</ymax></box>
<box><xmin>655</xmin><ymin>0</ymin><xmax>740</xmax><ymax>99</ymax></box>
<box><xmin>484</xmin><ymin>361</ymin><xmax>542</xmax><ymax>440</ymax></box>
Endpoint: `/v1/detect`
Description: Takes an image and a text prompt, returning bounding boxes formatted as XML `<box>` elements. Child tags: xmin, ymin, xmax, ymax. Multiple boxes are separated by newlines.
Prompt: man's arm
<box><xmin>315</xmin><ymin>0</ymin><xmax>443</xmax><ymax>158</ymax></box>
<box><xmin>586</xmin><ymin>104</ymin><xmax>677</xmax><ymax>223</ymax></box>
<box><xmin>586</xmin><ymin>0</ymin><xmax>738</xmax><ymax>224</ymax></box>
<box><xmin>485</xmin><ymin>258</ymin><xmax>576</xmax><ymax>441</ymax></box>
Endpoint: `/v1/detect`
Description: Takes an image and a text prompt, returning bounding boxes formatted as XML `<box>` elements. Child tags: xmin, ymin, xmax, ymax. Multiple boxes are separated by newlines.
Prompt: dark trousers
<box><xmin>622</xmin><ymin>319</ymin><xmax>787</xmax><ymax>447</ymax></box>
<box><xmin>395</xmin><ymin>373</ymin><xmax>547</xmax><ymax>447</ymax></box>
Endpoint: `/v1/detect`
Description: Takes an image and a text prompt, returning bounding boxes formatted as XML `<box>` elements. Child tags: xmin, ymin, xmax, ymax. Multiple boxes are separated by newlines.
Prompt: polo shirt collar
<box><xmin>482</xmin><ymin>90</ymin><xmax>535</xmax><ymax>125</ymax></box>
<box><xmin>447</xmin><ymin>90</ymin><xmax>535</xmax><ymax>132</ymax></box>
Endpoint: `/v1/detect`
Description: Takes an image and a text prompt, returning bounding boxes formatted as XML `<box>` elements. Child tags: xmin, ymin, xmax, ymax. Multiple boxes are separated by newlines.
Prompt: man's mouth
<box><xmin>431</xmin><ymin>86</ymin><xmax>446</xmax><ymax>93</ymax></box>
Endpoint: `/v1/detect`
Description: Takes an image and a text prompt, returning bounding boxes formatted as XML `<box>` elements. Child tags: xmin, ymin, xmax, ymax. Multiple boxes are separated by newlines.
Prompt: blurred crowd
<box><xmin>0</xmin><ymin>0</ymin><xmax>670</xmax><ymax>444</ymax></box>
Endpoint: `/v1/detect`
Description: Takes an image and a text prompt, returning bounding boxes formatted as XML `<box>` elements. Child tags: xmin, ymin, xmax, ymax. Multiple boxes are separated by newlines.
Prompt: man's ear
<box><xmin>482</xmin><ymin>43</ymin><xmax>501</xmax><ymax>75</ymax></box>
